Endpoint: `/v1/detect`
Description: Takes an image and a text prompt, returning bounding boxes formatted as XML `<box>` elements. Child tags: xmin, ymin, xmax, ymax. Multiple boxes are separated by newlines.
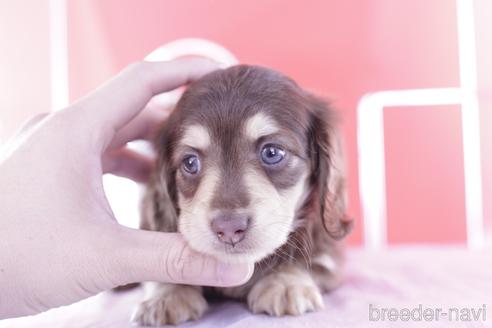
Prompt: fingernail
<box><xmin>216</xmin><ymin>261</ymin><xmax>254</xmax><ymax>286</ymax></box>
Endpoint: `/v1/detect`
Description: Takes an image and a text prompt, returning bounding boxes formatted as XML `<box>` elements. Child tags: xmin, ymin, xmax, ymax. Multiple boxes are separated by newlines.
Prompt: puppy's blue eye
<box><xmin>182</xmin><ymin>155</ymin><xmax>201</xmax><ymax>174</ymax></box>
<box><xmin>261</xmin><ymin>144</ymin><xmax>285</xmax><ymax>165</ymax></box>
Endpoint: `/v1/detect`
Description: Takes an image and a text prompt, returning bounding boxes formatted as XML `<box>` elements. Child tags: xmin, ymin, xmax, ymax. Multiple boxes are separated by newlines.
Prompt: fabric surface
<box><xmin>1</xmin><ymin>246</ymin><xmax>491</xmax><ymax>328</ymax></box>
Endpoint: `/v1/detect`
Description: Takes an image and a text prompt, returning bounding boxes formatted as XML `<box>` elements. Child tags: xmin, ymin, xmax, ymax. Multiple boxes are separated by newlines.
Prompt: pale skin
<box><xmin>0</xmin><ymin>59</ymin><xmax>253</xmax><ymax>319</ymax></box>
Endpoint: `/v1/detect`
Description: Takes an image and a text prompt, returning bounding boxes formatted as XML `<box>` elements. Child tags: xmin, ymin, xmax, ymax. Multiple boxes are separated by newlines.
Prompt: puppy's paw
<box><xmin>132</xmin><ymin>285</ymin><xmax>207</xmax><ymax>326</ymax></box>
<box><xmin>247</xmin><ymin>268</ymin><xmax>324</xmax><ymax>316</ymax></box>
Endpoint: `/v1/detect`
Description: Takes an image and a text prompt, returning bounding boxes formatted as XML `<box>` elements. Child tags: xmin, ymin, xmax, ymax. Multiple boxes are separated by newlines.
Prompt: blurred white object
<box><xmin>145</xmin><ymin>38</ymin><xmax>238</xmax><ymax>65</ymax></box>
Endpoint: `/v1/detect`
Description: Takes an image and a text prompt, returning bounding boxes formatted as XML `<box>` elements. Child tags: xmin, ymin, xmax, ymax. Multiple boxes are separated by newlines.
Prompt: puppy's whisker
<box><xmin>274</xmin><ymin>248</ymin><xmax>296</xmax><ymax>264</ymax></box>
<box><xmin>286</xmin><ymin>233</ymin><xmax>313</xmax><ymax>271</ymax></box>
<box><xmin>249</xmin><ymin>220</ymin><xmax>291</xmax><ymax>229</ymax></box>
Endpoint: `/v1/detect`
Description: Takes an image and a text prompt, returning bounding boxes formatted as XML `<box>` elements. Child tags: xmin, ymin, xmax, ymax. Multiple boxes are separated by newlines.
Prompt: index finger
<box><xmin>67</xmin><ymin>58</ymin><xmax>219</xmax><ymax>149</ymax></box>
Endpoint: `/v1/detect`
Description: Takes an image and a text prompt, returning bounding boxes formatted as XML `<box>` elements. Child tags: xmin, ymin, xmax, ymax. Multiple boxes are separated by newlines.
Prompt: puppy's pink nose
<box><xmin>211</xmin><ymin>214</ymin><xmax>250</xmax><ymax>246</ymax></box>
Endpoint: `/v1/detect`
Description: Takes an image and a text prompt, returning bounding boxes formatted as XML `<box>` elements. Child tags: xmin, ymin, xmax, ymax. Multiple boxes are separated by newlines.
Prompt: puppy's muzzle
<box><xmin>211</xmin><ymin>213</ymin><xmax>251</xmax><ymax>246</ymax></box>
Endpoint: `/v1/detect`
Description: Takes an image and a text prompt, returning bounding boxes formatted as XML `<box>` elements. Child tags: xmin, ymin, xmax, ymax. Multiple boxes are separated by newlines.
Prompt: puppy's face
<box><xmin>157</xmin><ymin>66</ymin><xmax>348</xmax><ymax>263</ymax></box>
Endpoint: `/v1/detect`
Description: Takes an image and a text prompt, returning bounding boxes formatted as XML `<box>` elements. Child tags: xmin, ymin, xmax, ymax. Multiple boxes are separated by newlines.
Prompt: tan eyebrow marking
<box><xmin>180</xmin><ymin>124</ymin><xmax>211</xmax><ymax>149</ymax></box>
<box><xmin>244</xmin><ymin>112</ymin><xmax>280</xmax><ymax>140</ymax></box>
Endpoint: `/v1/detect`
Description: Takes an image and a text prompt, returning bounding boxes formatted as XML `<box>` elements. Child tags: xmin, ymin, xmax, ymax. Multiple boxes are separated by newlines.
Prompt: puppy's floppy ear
<box><xmin>155</xmin><ymin>116</ymin><xmax>179</xmax><ymax>209</ymax></box>
<box><xmin>307</xmin><ymin>95</ymin><xmax>353</xmax><ymax>240</ymax></box>
<box><xmin>139</xmin><ymin>117</ymin><xmax>179</xmax><ymax>233</ymax></box>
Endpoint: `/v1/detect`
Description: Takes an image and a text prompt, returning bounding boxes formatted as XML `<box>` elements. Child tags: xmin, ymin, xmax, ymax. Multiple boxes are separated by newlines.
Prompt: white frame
<box><xmin>358</xmin><ymin>0</ymin><xmax>484</xmax><ymax>250</ymax></box>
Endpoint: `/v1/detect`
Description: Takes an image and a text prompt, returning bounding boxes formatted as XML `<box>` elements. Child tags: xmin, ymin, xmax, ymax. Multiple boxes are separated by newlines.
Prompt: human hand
<box><xmin>0</xmin><ymin>59</ymin><xmax>253</xmax><ymax>319</ymax></box>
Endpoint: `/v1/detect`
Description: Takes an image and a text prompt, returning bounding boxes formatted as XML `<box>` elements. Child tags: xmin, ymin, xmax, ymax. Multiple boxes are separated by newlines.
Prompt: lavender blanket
<box><xmin>2</xmin><ymin>246</ymin><xmax>491</xmax><ymax>328</ymax></box>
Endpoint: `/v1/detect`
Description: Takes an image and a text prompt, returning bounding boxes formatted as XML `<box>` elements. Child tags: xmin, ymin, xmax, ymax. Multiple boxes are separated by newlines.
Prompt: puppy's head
<box><xmin>156</xmin><ymin>65</ymin><xmax>352</xmax><ymax>263</ymax></box>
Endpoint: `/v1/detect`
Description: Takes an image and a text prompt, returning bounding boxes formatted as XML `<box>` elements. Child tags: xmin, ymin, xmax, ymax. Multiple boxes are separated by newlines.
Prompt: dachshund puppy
<box><xmin>132</xmin><ymin>65</ymin><xmax>352</xmax><ymax>326</ymax></box>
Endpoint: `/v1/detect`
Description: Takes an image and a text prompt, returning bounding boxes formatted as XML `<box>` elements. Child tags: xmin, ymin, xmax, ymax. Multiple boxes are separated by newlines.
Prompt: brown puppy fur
<box><xmin>132</xmin><ymin>65</ymin><xmax>352</xmax><ymax>326</ymax></box>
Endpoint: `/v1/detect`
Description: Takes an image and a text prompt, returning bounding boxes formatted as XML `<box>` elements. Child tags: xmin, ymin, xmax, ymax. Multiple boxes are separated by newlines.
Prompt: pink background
<box><xmin>1</xmin><ymin>0</ymin><xmax>491</xmax><ymax>246</ymax></box>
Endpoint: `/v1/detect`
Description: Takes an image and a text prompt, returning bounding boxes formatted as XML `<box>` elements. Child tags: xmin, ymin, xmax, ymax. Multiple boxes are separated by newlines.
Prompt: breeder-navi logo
<box><xmin>369</xmin><ymin>304</ymin><xmax>487</xmax><ymax>322</ymax></box>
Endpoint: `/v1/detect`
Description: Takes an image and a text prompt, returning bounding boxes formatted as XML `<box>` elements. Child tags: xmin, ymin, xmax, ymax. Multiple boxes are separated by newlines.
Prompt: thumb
<box><xmin>110</xmin><ymin>228</ymin><xmax>254</xmax><ymax>287</ymax></box>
